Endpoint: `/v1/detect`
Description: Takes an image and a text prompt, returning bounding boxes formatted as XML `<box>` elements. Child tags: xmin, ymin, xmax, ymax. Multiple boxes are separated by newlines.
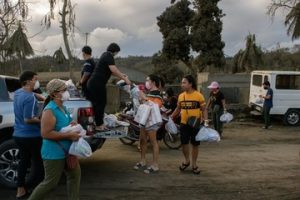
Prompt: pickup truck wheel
<box><xmin>0</xmin><ymin>139</ymin><xmax>36</xmax><ymax>188</ymax></box>
<box><xmin>284</xmin><ymin>109</ymin><xmax>300</xmax><ymax>126</ymax></box>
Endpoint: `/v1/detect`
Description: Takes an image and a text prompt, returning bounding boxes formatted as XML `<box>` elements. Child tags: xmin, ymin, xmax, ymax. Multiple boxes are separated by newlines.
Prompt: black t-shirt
<box><xmin>209</xmin><ymin>91</ymin><xmax>225</xmax><ymax>109</ymax></box>
<box><xmin>89</xmin><ymin>52</ymin><xmax>115</xmax><ymax>86</ymax></box>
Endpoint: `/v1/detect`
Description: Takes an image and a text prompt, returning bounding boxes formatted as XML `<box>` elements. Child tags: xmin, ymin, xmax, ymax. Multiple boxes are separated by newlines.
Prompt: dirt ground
<box><xmin>1</xmin><ymin>121</ymin><xmax>299</xmax><ymax>200</ymax></box>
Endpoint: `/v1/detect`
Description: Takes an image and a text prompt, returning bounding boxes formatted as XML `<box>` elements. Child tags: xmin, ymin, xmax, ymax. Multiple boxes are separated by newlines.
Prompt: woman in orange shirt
<box><xmin>134</xmin><ymin>74</ymin><xmax>163</xmax><ymax>174</ymax></box>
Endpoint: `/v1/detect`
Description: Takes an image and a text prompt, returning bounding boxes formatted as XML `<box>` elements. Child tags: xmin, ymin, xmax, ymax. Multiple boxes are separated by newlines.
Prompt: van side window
<box><xmin>252</xmin><ymin>75</ymin><xmax>262</xmax><ymax>86</ymax></box>
<box><xmin>276</xmin><ymin>75</ymin><xmax>300</xmax><ymax>90</ymax></box>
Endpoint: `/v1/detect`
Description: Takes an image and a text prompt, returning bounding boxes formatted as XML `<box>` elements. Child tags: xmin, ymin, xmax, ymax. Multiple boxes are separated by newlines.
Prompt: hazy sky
<box><xmin>25</xmin><ymin>0</ymin><xmax>299</xmax><ymax>58</ymax></box>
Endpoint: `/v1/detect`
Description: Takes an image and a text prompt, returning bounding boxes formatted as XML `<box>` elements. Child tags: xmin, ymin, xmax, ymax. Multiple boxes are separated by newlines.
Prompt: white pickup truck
<box><xmin>0</xmin><ymin>75</ymin><xmax>106</xmax><ymax>188</ymax></box>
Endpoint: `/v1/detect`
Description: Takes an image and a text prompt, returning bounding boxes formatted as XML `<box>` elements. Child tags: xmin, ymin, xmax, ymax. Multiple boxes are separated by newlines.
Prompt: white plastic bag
<box><xmin>117</xmin><ymin>80</ymin><xmax>131</xmax><ymax>94</ymax></box>
<box><xmin>255</xmin><ymin>97</ymin><xmax>264</xmax><ymax>104</ymax></box>
<box><xmin>130</xmin><ymin>84</ymin><xmax>140</xmax><ymax>99</ymax></box>
<box><xmin>196</xmin><ymin>127</ymin><xmax>220</xmax><ymax>142</ymax></box>
<box><xmin>60</xmin><ymin>124</ymin><xmax>86</xmax><ymax>137</ymax></box>
<box><xmin>220</xmin><ymin>112</ymin><xmax>234</xmax><ymax>123</ymax></box>
<box><xmin>104</xmin><ymin>114</ymin><xmax>118</xmax><ymax>127</ymax></box>
<box><xmin>69</xmin><ymin>138</ymin><xmax>92</xmax><ymax>158</ymax></box>
<box><xmin>165</xmin><ymin>117</ymin><xmax>178</xmax><ymax>134</ymax></box>
<box><xmin>134</xmin><ymin>103</ymin><xmax>151</xmax><ymax>125</ymax></box>
<box><xmin>145</xmin><ymin>102</ymin><xmax>163</xmax><ymax>128</ymax></box>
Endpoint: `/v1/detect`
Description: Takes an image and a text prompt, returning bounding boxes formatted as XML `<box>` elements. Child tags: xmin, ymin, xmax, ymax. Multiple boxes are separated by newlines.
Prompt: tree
<box><xmin>44</xmin><ymin>0</ymin><xmax>76</xmax><ymax>79</ymax></box>
<box><xmin>0</xmin><ymin>0</ymin><xmax>29</xmax><ymax>73</ymax></box>
<box><xmin>157</xmin><ymin>0</ymin><xmax>195</xmax><ymax>73</ymax></box>
<box><xmin>156</xmin><ymin>0</ymin><xmax>225</xmax><ymax>74</ymax></box>
<box><xmin>4</xmin><ymin>22</ymin><xmax>34</xmax><ymax>73</ymax></box>
<box><xmin>268</xmin><ymin>0</ymin><xmax>300</xmax><ymax>40</ymax></box>
<box><xmin>232</xmin><ymin>34</ymin><xmax>263</xmax><ymax>73</ymax></box>
<box><xmin>152</xmin><ymin>52</ymin><xmax>184</xmax><ymax>84</ymax></box>
<box><xmin>53</xmin><ymin>47</ymin><xmax>66</xmax><ymax>64</ymax></box>
<box><xmin>191</xmin><ymin>0</ymin><xmax>225</xmax><ymax>71</ymax></box>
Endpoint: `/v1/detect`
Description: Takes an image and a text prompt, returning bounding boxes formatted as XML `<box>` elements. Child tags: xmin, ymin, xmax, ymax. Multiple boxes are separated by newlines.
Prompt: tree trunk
<box><xmin>19</xmin><ymin>58</ymin><xmax>23</xmax><ymax>73</ymax></box>
<box><xmin>61</xmin><ymin>0</ymin><xmax>74</xmax><ymax>80</ymax></box>
<box><xmin>182</xmin><ymin>60</ymin><xmax>197</xmax><ymax>75</ymax></box>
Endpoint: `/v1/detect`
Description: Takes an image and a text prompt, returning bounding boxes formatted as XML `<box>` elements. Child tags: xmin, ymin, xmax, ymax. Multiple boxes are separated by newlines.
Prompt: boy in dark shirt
<box><xmin>77</xmin><ymin>46</ymin><xmax>95</xmax><ymax>98</ymax></box>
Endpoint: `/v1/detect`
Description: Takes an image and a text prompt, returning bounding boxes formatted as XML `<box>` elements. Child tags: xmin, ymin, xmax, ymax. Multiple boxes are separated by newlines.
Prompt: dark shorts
<box><xmin>180</xmin><ymin>124</ymin><xmax>200</xmax><ymax>146</ymax></box>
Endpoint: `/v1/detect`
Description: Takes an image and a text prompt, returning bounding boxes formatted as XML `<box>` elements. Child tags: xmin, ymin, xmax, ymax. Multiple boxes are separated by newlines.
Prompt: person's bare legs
<box><xmin>191</xmin><ymin>145</ymin><xmax>199</xmax><ymax>168</ymax></box>
<box><xmin>16</xmin><ymin>187</ymin><xmax>26</xmax><ymax>198</ymax></box>
<box><xmin>147</xmin><ymin>130</ymin><xmax>159</xmax><ymax>169</ymax></box>
<box><xmin>182</xmin><ymin>144</ymin><xmax>190</xmax><ymax>164</ymax></box>
<box><xmin>139</xmin><ymin>128</ymin><xmax>147</xmax><ymax>165</ymax></box>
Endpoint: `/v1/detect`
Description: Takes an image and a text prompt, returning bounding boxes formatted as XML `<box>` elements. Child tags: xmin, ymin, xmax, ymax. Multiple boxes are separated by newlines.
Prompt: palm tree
<box><xmin>233</xmin><ymin>34</ymin><xmax>263</xmax><ymax>73</ymax></box>
<box><xmin>285</xmin><ymin>2</ymin><xmax>300</xmax><ymax>40</ymax></box>
<box><xmin>53</xmin><ymin>47</ymin><xmax>66</xmax><ymax>64</ymax></box>
<box><xmin>4</xmin><ymin>21</ymin><xmax>34</xmax><ymax>73</ymax></box>
<box><xmin>268</xmin><ymin>0</ymin><xmax>300</xmax><ymax>40</ymax></box>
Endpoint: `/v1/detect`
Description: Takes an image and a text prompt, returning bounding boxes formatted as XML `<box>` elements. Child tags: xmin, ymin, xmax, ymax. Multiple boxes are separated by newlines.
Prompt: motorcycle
<box><xmin>118</xmin><ymin>102</ymin><xmax>181</xmax><ymax>149</ymax></box>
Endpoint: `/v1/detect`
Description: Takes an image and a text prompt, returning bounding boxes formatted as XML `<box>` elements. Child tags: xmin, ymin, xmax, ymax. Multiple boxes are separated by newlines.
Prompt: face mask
<box><xmin>145</xmin><ymin>81</ymin><xmax>151</xmax><ymax>90</ymax></box>
<box><xmin>61</xmin><ymin>91</ymin><xmax>70</xmax><ymax>101</ymax></box>
<box><xmin>263</xmin><ymin>87</ymin><xmax>268</xmax><ymax>90</ymax></box>
<box><xmin>34</xmin><ymin>80</ymin><xmax>40</xmax><ymax>90</ymax></box>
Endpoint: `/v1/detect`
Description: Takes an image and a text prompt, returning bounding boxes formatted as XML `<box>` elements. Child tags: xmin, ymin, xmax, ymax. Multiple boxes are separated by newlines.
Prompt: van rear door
<box><xmin>249</xmin><ymin>73</ymin><xmax>265</xmax><ymax>111</ymax></box>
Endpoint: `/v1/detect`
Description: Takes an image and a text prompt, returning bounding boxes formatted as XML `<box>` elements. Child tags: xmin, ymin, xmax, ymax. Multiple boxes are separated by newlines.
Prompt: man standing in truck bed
<box><xmin>77</xmin><ymin>46</ymin><xmax>95</xmax><ymax>98</ymax></box>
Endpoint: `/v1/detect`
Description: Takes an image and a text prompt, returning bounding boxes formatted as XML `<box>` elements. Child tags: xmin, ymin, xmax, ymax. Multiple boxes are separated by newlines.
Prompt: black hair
<box><xmin>19</xmin><ymin>71</ymin><xmax>37</xmax><ymax>86</ymax></box>
<box><xmin>107</xmin><ymin>43</ymin><xmax>120</xmax><ymax>53</ymax></box>
<box><xmin>159</xmin><ymin>77</ymin><xmax>165</xmax><ymax>89</ymax></box>
<box><xmin>148</xmin><ymin>74</ymin><xmax>161</xmax><ymax>88</ymax></box>
<box><xmin>183</xmin><ymin>74</ymin><xmax>197</xmax><ymax>90</ymax></box>
<box><xmin>82</xmin><ymin>46</ymin><xmax>92</xmax><ymax>55</ymax></box>
<box><xmin>166</xmin><ymin>87</ymin><xmax>174</xmax><ymax>97</ymax></box>
<box><xmin>263</xmin><ymin>81</ymin><xmax>270</xmax><ymax>86</ymax></box>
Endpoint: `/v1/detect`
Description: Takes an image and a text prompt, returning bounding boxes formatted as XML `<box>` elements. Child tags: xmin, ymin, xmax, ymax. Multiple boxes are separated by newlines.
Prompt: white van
<box><xmin>249</xmin><ymin>70</ymin><xmax>300</xmax><ymax>126</ymax></box>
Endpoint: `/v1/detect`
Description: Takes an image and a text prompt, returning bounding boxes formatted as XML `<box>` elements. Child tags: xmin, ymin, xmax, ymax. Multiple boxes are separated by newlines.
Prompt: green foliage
<box><xmin>157</xmin><ymin>0</ymin><xmax>193</xmax><ymax>72</ymax></box>
<box><xmin>232</xmin><ymin>34</ymin><xmax>263</xmax><ymax>73</ymax></box>
<box><xmin>268</xmin><ymin>0</ymin><xmax>300</xmax><ymax>40</ymax></box>
<box><xmin>285</xmin><ymin>2</ymin><xmax>300</xmax><ymax>40</ymax></box>
<box><xmin>53</xmin><ymin>47</ymin><xmax>66</xmax><ymax>64</ymax></box>
<box><xmin>191</xmin><ymin>0</ymin><xmax>225</xmax><ymax>70</ymax></box>
<box><xmin>157</xmin><ymin>0</ymin><xmax>225</xmax><ymax>73</ymax></box>
<box><xmin>152</xmin><ymin>52</ymin><xmax>184</xmax><ymax>84</ymax></box>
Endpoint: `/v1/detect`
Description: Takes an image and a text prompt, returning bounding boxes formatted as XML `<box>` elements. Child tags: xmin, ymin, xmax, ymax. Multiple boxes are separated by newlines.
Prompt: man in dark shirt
<box><xmin>259</xmin><ymin>81</ymin><xmax>273</xmax><ymax>129</ymax></box>
<box><xmin>87</xmin><ymin>43</ymin><xmax>131</xmax><ymax>131</ymax></box>
<box><xmin>77</xmin><ymin>46</ymin><xmax>95</xmax><ymax>98</ymax></box>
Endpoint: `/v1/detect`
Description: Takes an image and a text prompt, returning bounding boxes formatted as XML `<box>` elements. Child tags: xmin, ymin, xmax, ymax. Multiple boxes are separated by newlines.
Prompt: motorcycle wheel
<box><xmin>163</xmin><ymin>132</ymin><xmax>181</xmax><ymax>149</ymax></box>
<box><xmin>119</xmin><ymin>127</ymin><xmax>137</xmax><ymax>145</ymax></box>
<box><xmin>119</xmin><ymin>137</ymin><xmax>136</xmax><ymax>145</ymax></box>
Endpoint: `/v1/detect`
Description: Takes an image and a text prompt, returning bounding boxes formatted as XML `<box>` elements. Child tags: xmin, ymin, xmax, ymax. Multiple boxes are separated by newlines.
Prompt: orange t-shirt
<box><xmin>146</xmin><ymin>90</ymin><xmax>163</xmax><ymax>108</ymax></box>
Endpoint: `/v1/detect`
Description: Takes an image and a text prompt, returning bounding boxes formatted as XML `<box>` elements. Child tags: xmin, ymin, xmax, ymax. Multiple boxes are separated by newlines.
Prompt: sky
<box><xmin>24</xmin><ymin>0</ymin><xmax>300</xmax><ymax>58</ymax></box>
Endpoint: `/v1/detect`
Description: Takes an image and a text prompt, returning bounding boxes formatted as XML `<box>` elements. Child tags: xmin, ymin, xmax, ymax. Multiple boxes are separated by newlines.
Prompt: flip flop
<box><xmin>144</xmin><ymin>166</ymin><xmax>159</xmax><ymax>174</ymax></box>
<box><xmin>192</xmin><ymin>166</ymin><xmax>201</xmax><ymax>175</ymax></box>
<box><xmin>179</xmin><ymin>162</ymin><xmax>190</xmax><ymax>171</ymax></box>
<box><xmin>133</xmin><ymin>162</ymin><xmax>146</xmax><ymax>170</ymax></box>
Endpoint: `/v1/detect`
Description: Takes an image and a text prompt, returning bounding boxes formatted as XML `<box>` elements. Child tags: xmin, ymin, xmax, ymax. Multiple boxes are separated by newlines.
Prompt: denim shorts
<box><xmin>141</xmin><ymin>123</ymin><xmax>162</xmax><ymax>132</ymax></box>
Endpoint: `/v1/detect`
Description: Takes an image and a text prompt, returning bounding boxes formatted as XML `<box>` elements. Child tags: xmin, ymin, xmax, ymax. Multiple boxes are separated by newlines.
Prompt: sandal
<box><xmin>133</xmin><ymin>162</ymin><xmax>146</xmax><ymax>170</ymax></box>
<box><xmin>144</xmin><ymin>166</ymin><xmax>159</xmax><ymax>174</ymax></box>
<box><xmin>192</xmin><ymin>166</ymin><xmax>201</xmax><ymax>175</ymax></box>
<box><xmin>179</xmin><ymin>162</ymin><xmax>190</xmax><ymax>171</ymax></box>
